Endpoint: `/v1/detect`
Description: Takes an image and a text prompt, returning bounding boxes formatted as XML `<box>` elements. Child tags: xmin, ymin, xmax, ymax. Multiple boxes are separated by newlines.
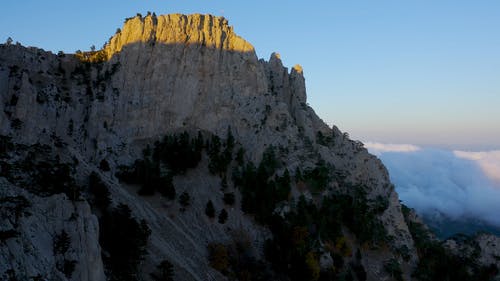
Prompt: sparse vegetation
<box><xmin>316</xmin><ymin>131</ymin><xmax>335</xmax><ymax>146</ymax></box>
<box><xmin>218</xmin><ymin>209</ymin><xmax>228</xmax><ymax>224</ymax></box>
<box><xmin>67</xmin><ymin>119</ymin><xmax>74</xmax><ymax>136</ymax></box>
<box><xmin>11</xmin><ymin>119</ymin><xmax>23</xmax><ymax>130</ymax></box>
<box><xmin>208</xmin><ymin>243</ymin><xmax>230</xmax><ymax>274</ymax></box>
<box><xmin>0</xmin><ymin>230</ymin><xmax>19</xmax><ymax>242</ymax></box>
<box><xmin>0</xmin><ymin>195</ymin><xmax>31</xmax><ymax>222</ymax></box>
<box><xmin>384</xmin><ymin>258</ymin><xmax>403</xmax><ymax>281</ymax></box>
<box><xmin>350</xmin><ymin>250</ymin><xmax>367</xmax><ymax>281</ymax></box>
<box><xmin>0</xmin><ymin>135</ymin><xmax>14</xmax><ymax>157</ymax></box>
<box><xmin>88</xmin><ymin>172</ymin><xmax>112</xmax><ymax>209</ymax></box>
<box><xmin>117</xmin><ymin>131</ymin><xmax>208</xmax><ymax>199</ymax></box>
<box><xmin>2</xmin><ymin>15</ymin><xmax>498</xmax><ymax>281</ymax></box>
<box><xmin>232</xmin><ymin>146</ymin><xmax>290</xmax><ymax>224</ymax></box>
<box><xmin>99</xmin><ymin>203</ymin><xmax>151</xmax><ymax>281</ymax></box>
<box><xmin>263</xmin><ymin>186</ymin><xmax>388</xmax><ymax>280</ymax></box>
<box><xmin>301</xmin><ymin>159</ymin><xmax>331</xmax><ymax>193</ymax></box>
<box><xmin>99</xmin><ymin>159</ymin><xmax>110</xmax><ymax>171</ymax></box>
<box><xmin>205</xmin><ymin>200</ymin><xmax>215</xmax><ymax>218</ymax></box>
<box><xmin>153</xmin><ymin>132</ymin><xmax>203</xmax><ymax>174</ymax></box>
<box><xmin>53</xmin><ymin>230</ymin><xmax>76</xmax><ymax>278</ymax></box>
<box><xmin>88</xmin><ymin>173</ymin><xmax>152</xmax><ymax>279</ymax></box>
<box><xmin>207</xmin><ymin>127</ymin><xmax>235</xmax><ymax>176</ymax></box>
<box><xmin>53</xmin><ymin>230</ymin><xmax>71</xmax><ymax>255</ymax></box>
<box><xmin>2</xmin><ymin>133</ymin><xmax>385</xmax><ymax>280</ymax></box>
<box><xmin>117</xmin><ymin>130</ymin><xmax>240</xmax><ymax>203</ymax></box>
<box><xmin>207</xmin><ymin>235</ymin><xmax>274</xmax><ymax>280</ymax></box>
<box><xmin>59</xmin><ymin>260</ymin><xmax>77</xmax><ymax>279</ymax></box>
<box><xmin>151</xmin><ymin>259</ymin><xmax>174</xmax><ymax>281</ymax></box>
<box><xmin>0</xmin><ymin>139</ymin><xmax>81</xmax><ymax>200</ymax></box>
<box><xmin>75</xmin><ymin>49</ymin><xmax>107</xmax><ymax>63</ymax></box>
<box><xmin>223</xmin><ymin>192</ymin><xmax>235</xmax><ymax>206</ymax></box>
<box><xmin>179</xmin><ymin>191</ymin><xmax>191</xmax><ymax>210</ymax></box>
<box><xmin>402</xmin><ymin>204</ymin><xmax>498</xmax><ymax>281</ymax></box>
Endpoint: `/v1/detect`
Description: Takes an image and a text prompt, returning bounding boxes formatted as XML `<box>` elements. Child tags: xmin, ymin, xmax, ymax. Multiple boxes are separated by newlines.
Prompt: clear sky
<box><xmin>2</xmin><ymin>1</ymin><xmax>499</xmax><ymax>150</ymax></box>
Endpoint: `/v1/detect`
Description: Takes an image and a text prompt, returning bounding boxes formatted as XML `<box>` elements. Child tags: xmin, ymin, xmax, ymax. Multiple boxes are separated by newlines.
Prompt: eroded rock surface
<box><xmin>1</xmin><ymin>13</ymin><xmax>497</xmax><ymax>281</ymax></box>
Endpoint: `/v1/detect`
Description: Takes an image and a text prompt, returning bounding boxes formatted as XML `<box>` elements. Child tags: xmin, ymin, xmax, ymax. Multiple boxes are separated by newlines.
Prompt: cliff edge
<box><xmin>0</xmin><ymin>13</ymin><xmax>497</xmax><ymax>281</ymax></box>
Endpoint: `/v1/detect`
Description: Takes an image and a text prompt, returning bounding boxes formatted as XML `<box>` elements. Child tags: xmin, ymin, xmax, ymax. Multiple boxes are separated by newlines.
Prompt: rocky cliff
<box><xmin>0</xmin><ymin>13</ymin><xmax>498</xmax><ymax>281</ymax></box>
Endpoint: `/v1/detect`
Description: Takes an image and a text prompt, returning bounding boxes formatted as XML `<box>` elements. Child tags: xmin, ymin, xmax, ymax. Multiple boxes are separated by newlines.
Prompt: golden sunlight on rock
<box><xmin>293</xmin><ymin>64</ymin><xmax>303</xmax><ymax>74</ymax></box>
<box><xmin>101</xmin><ymin>13</ymin><xmax>255</xmax><ymax>61</ymax></box>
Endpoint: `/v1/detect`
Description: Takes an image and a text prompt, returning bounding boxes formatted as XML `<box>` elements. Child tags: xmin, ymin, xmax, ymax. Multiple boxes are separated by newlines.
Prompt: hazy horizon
<box><xmin>354</xmin><ymin>134</ymin><xmax>500</xmax><ymax>151</ymax></box>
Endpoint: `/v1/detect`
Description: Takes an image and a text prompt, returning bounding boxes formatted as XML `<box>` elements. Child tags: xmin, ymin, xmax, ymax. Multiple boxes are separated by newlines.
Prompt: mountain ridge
<box><xmin>0</xmin><ymin>13</ymin><xmax>498</xmax><ymax>281</ymax></box>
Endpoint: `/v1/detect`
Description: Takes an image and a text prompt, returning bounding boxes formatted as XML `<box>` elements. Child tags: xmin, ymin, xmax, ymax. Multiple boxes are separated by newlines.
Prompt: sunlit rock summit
<box><xmin>0</xmin><ymin>13</ymin><xmax>498</xmax><ymax>281</ymax></box>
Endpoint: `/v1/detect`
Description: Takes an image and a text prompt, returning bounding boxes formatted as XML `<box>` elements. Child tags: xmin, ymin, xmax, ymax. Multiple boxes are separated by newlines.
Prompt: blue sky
<box><xmin>2</xmin><ymin>1</ymin><xmax>499</xmax><ymax>150</ymax></box>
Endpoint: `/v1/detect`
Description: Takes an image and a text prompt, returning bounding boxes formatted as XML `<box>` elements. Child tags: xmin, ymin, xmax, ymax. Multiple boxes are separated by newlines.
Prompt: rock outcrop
<box><xmin>0</xmin><ymin>179</ymin><xmax>104</xmax><ymax>281</ymax></box>
<box><xmin>0</xmin><ymin>13</ymin><xmax>498</xmax><ymax>281</ymax></box>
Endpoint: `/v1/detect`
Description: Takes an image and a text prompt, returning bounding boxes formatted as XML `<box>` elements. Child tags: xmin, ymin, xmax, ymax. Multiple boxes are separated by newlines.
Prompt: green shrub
<box><xmin>0</xmin><ymin>141</ymin><xmax>81</xmax><ymax>199</ymax></box>
<box><xmin>208</xmin><ymin>239</ymin><xmax>273</xmax><ymax>280</ymax></box>
<box><xmin>302</xmin><ymin>159</ymin><xmax>331</xmax><ymax>193</ymax></box>
<box><xmin>99</xmin><ymin>203</ymin><xmax>151</xmax><ymax>280</ymax></box>
<box><xmin>384</xmin><ymin>258</ymin><xmax>403</xmax><ymax>281</ymax></box>
<box><xmin>151</xmin><ymin>259</ymin><xmax>174</xmax><ymax>281</ymax></box>
<box><xmin>208</xmin><ymin>243</ymin><xmax>230</xmax><ymax>273</ymax></box>
<box><xmin>89</xmin><ymin>172</ymin><xmax>111</xmax><ymax>209</ymax></box>
<box><xmin>218</xmin><ymin>209</ymin><xmax>228</xmax><ymax>224</ymax></box>
<box><xmin>0</xmin><ymin>135</ymin><xmax>13</xmax><ymax>157</ymax></box>
<box><xmin>157</xmin><ymin>175</ymin><xmax>175</xmax><ymax>199</ymax></box>
<box><xmin>401</xmin><ymin>204</ymin><xmax>497</xmax><ymax>281</ymax></box>
<box><xmin>179</xmin><ymin>192</ymin><xmax>190</xmax><ymax>209</ymax></box>
<box><xmin>205</xmin><ymin>200</ymin><xmax>215</xmax><ymax>218</ymax></box>
<box><xmin>99</xmin><ymin>159</ymin><xmax>110</xmax><ymax>171</ymax></box>
<box><xmin>235</xmin><ymin>147</ymin><xmax>245</xmax><ymax>166</ymax></box>
<box><xmin>117</xmin><ymin>132</ymin><xmax>207</xmax><ymax>199</ymax></box>
<box><xmin>208</xmin><ymin>128</ymin><xmax>234</xmax><ymax>176</ymax></box>
<box><xmin>223</xmin><ymin>192</ymin><xmax>235</xmax><ymax>206</ymax></box>
<box><xmin>153</xmin><ymin>132</ymin><xmax>203</xmax><ymax>175</ymax></box>
<box><xmin>53</xmin><ymin>230</ymin><xmax>71</xmax><ymax>255</ymax></box>
<box><xmin>232</xmin><ymin>147</ymin><xmax>290</xmax><ymax>224</ymax></box>
<box><xmin>59</xmin><ymin>260</ymin><xmax>77</xmax><ymax>279</ymax></box>
<box><xmin>0</xmin><ymin>195</ymin><xmax>31</xmax><ymax>221</ymax></box>
<box><xmin>0</xmin><ymin>230</ymin><xmax>19</xmax><ymax>242</ymax></box>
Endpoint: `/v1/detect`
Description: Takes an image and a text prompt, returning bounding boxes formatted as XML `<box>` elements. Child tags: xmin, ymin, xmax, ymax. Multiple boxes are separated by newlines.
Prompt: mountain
<box><xmin>423</xmin><ymin>212</ymin><xmax>500</xmax><ymax>239</ymax></box>
<box><xmin>0</xmin><ymin>13</ymin><xmax>498</xmax><ymax>281</ymax></box>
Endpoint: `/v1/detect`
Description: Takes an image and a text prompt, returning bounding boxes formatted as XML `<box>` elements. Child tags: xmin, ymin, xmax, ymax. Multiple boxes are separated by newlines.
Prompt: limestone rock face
<box><xmin>0</xmin><ymin>13</ymin><xmax>416</xmax><ymax>281</ymax></box>
<box><xmin>444</xmin><ymin>233</ymin><xmax>500</xmax><ymax>269</ymax></box>
<box><xmin>0</xmin><ymin>179</ymin><xmax>104</xmax><ymax>281</ymax></box>
<box><xmin>105</xmin><ymin>14</ymin><xmax>255</xmax><ymax>58</ymax></box>
<box><xmin>2</xmin><ymin>13</ymin><xmax>493</xmax><ymax>281</ymax></box>
<box><xmin>475</xmin><ymin>234</ymin><xmax>500</xmax><ymax>268</ymax></box>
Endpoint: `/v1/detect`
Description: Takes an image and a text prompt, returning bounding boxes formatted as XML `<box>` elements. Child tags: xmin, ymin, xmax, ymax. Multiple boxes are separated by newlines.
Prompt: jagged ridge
<box><xmin>0</xmin><ymin>13</ymin><xmax>498</xmax><ymax>281</ymax></box>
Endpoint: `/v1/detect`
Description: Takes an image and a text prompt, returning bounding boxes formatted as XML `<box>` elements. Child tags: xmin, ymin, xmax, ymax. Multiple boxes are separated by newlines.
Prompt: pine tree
<box><xmin>218</xmin><ymin>209</ymin><xmax>228</xmax><ymax>224</ymax></box>
<box><xmin>223</xmin><ymin>193</ymin><xmax>235</xmax><ymax>206</ymax></box>
<box><xmin>205</xmin><ymin>200</ymin><xmax>215</xmax><ymax>218</ymax></box>
<box><xmin>179</xmin><ymin>192</ymin><xmax>190</xmax><ymax>210</ymax></box>
<box><xmin>53</xmin><ymin>230</ymin><xmax>70</xmax><ymax>255</ymax></box>
<box><xmin>151</xmin><ymin>259</ymin><xmax>174</xmax><ymax>281</ymax></box>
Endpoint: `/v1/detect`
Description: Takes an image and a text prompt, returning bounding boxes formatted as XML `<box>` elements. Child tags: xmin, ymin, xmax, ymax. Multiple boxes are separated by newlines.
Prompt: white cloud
<box><xmin>372</xmin><ymin>145</ymin><xmax>500</xmax><ymax>227</ymax></box>
<box><xmin>364</xmin><ymin>142</ymin><xmax>421</xmax><ymax>156</ymax></box>
<box><xmin>454</xmin><ymin>150</ymin><xmax>500</xmax><ymax>183</ymax></box>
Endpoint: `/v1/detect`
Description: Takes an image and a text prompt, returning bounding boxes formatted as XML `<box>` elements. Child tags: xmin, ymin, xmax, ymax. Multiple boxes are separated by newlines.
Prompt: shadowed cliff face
<box><xmin>92</xmin><ymin>14</ymin><xmax>308</xmax><ymax>154</ymax></box>
<box><xmin>96</xmin><ymin>43</ymin><xmax>310</xmax><ymax>161</ymax></box>
<box><xmin>0</xmin><ymin>14</ymin><xmax>311</xmax><ymax>165</ymax></box>
<box><xmin>4</xmin><ymin>13</ymin><xmax>495</xmax><ymax>281</ymax></box>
